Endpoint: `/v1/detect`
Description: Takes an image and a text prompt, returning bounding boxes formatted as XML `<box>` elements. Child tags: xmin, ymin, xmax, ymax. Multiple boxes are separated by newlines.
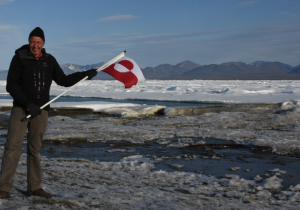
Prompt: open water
<box><xmin>0</xmin><ymin>95</ymin><xmax>223</xmax><ymax>107</ymax></box>
<box><xmin>38</xmin><ymin>138</ymin><xmax>300</xmax><ymax>190</ymax></box>
<box><xmin>0</xmin><ymin>96</ymin><xmax>299</xmax><ymax>190</ymax></box>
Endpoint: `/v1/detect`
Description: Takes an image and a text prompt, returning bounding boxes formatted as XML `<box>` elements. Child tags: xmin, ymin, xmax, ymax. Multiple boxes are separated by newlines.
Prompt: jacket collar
<box><xmin>16</xmin><ymin>44</ymin><xmax>48</xmax><ymax>60</ymax></box>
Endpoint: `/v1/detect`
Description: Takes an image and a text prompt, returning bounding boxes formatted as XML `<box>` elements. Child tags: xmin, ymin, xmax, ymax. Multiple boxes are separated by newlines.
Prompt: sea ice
<box><xmin>0</xmin><ymin>80</ymin><xmax>300</xmax><ymax>208</ymax></box>
<box><xmin>289</xmin><ymin>184</ymin><xmax>300</xmax><ymax>192</ymax></box>
<box><xmin>37</xmin><ymin>103</ymin><xmax>300</xmax><ymax>155</ymax></box>
<box><xmin>1</xmin><ymin>79</ymin><xmax>300</xmax><ymax>103</ymax></box>
<box><xmin>0</xmin><ymin>146</ymin><xmax>298</xmax><ymax>209</ymax></box>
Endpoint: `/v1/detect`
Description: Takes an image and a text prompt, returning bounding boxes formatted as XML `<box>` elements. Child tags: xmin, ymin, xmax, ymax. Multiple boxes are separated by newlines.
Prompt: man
<box><xmin>0</xmin><ymin>27</ymin><xmax>97</xmax><ymax>199</ymax></box>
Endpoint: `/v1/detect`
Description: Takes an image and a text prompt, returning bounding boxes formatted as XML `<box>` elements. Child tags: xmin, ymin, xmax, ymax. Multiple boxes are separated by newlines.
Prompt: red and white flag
<box><xmin>102</xmin><ymin>56</ymin><xmax>145</xmax><ymax>88</ymax></box>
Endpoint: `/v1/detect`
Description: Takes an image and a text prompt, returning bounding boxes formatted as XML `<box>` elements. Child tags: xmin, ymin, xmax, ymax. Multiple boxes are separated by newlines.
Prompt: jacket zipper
<box><xmin>38</xmin><ymin>62</ymin><xmax>40</xmax><ymax>99</ymax></box>
<box><xmin>43</xmin><ymin>68</ymin><xmax>45</xmax><ymax>90</ymax></box>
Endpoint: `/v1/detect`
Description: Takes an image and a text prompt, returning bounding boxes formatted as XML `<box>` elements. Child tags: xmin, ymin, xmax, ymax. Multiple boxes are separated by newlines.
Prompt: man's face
<box><xmin>29</xmin><ymin>36</ymin><xmax>44</xmax><ymax>57</ymax></box>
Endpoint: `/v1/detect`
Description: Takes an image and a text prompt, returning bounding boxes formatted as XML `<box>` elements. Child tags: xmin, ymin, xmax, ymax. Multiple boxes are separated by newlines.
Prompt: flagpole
<box><xmin>21</xmin><ymin>51</ymin><xmax>126</xmax><ymax>122</ymax></box>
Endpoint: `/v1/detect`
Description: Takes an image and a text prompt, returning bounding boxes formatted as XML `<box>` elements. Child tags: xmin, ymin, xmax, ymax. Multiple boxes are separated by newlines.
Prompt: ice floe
<box><xmin>0</xmin><ymin>80</ymin><xmax>300</xmax><ymax>208</ymax></box>
<box><xmin>1</xmin><ymin>145</ymin><xmax>299</xmax><ymax>209</ymax></box>
<box><xmin>1</xmin><ymin>79</ymin><xmax>300</xmax><ymax>103</ymax></box>
<box><xmin>36</xmin><ymin>102</ymin><xmax>300</xmax><ymax>155</ymax></box>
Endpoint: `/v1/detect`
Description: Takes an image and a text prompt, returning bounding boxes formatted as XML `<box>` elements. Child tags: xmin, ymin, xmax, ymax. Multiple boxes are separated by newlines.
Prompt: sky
<box><xmin>0</xmin><ymin>0</ymin><xmax>300</xmax><ymax>69</ymax></box>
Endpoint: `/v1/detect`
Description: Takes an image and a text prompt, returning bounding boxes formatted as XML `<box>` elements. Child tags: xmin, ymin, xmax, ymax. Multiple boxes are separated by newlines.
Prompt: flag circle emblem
<box><xmin>114</xmin><ymin>60</ymin><xmax>134</xmax><ymax>73</ymax></box>
<box><xmin>102</xmin><ymin>56</ymin><xmax>145</xmax><ymax>88</ymax></box>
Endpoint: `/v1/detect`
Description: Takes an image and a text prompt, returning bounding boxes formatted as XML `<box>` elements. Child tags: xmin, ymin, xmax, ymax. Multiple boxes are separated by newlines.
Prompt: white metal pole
<box><xmin>21</xmin><ymin>51</ymin><xmax>126</xmax><ymax>121</ymax></box>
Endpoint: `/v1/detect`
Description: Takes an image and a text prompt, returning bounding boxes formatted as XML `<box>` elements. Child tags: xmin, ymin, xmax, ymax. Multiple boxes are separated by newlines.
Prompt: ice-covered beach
<box><xmin>1</xmin><ymin>79</ymin><xmax>299</xmax><ymax>103</ymax></box>
<box><xmin>0</xmin><ymin>80</ymin><xmax>300</xmax><ymax>209</ymax></box>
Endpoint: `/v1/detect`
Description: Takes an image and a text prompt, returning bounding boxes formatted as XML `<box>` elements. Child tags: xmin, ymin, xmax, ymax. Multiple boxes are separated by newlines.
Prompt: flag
<box><xmin>102</xmin><ymin>56</ymin><xmax>145</xmax><ymax>88</ymax></box>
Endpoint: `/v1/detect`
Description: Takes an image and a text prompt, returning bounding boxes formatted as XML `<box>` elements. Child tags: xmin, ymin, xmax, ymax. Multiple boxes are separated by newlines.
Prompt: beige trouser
<box><xmin>0</xmin><ymin>107</ymin><xmax>48</xmax><ymax>192</ymax></box>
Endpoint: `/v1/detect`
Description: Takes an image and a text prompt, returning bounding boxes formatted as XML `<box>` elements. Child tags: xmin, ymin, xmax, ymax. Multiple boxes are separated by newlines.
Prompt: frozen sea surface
<box><xmin>38</xmin><ymin>102</ymin><xmax>300</xmax><ymax>156</ymax></box>
<box><xmin>0</xmin><ymin>79</ymin><xmax>300</xmax><ymax>103</ymax></box>
<box><xmin>0</xmin><ymin>105</ymin><xmax>300</xmax><ymax>208</ymax></box>
<box><xmin>0</xmin><ymin>145</ymin><xmax>300</xmax><ymax>209</ymax></box>
<box><xmin>0</xmin><ymin>80</ymin><xmax>299</xmax><ymax>209</ymax></box>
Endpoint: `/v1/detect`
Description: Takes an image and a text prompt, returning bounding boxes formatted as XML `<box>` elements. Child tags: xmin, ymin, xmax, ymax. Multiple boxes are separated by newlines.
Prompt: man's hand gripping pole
<box><xmin>21</xmin><ymin>51</ymin><xmax>126</xmax><ymax>122</ymax></box>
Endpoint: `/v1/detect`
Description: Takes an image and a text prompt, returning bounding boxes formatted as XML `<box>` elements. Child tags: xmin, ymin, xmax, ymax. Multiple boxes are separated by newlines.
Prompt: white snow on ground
<box><xmin>1</xmin><ymin>147</ymin><xmax>299</xmax><ymax>209</ymax></box>
<box><xmin>0</xmin><ymin>99</ymin><xmax>165</xmax><ymax>118</ymax></box>
<box><xmin>0</xmin><ymin>79</ymin><xmax>300</xmax><ymax>103</ymax></box>
<box><xmin>52</xmin><ymin>101</ymin><xmax>140</xmax><ymax>110</ymax></box>
<box><xmin>40</xmin><ymin>102</ymin><xmax>300</xmax><ymax>155</ymax></box>
<box><xmin>51</xmin><ymin>101</ymin><xmax>166</xmax><ymax>118</ymax></box>
<box><xmin>0</xmin><ymin>80</ymin><xmax>300</xmax><ymax>208</ymax></box>
<box><xmin>1</xmin><ymin>80</ymin><xmax>300</xmax><ymax>154</ymax></box>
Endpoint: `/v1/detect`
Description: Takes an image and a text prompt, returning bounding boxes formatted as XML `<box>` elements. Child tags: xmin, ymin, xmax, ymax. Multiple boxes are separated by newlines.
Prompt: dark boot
<box><xmin>0</xmin><ymin>190</ymin><xmax>10</xmax><ymax>199</ymax></box>
<box><xmin>27</xmin><ymin>188</ymin><xmax>52</xmax><ymax>198</ymax></box>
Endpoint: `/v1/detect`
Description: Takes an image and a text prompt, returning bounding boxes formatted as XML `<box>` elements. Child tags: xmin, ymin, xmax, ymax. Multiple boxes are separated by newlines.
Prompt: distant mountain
<box><xmin>252</xmin><ymin>61</ymin><xmax>294</xmax><ymax>70</ymax></box>
<box><xmin>142</xmin><ymin>61</ymin><xmax>200</xmax><ymax>79</ymax></box>
<box><xmin>0</xmin><ymin>70</ymin><xmax>8</xmax><ymax>80</ymax></box>
<box><xmin>60</xmin><ymin>62</ymin><xmax>104</xmax><ymax>73</ymax></box>
<box><xmin>181</xmin><ymin>62</ymin><xmax>297</xmax><ymax>79</ymax></box>
<box><xmin>60</xmin><ymin>62</ymin><xmax>114</xmax><ymax>80</ymax></box>
<box><xmin>289</xmin><ymin>65</ymin><xmax>300</xmax><ymax>75</ymax></box>
<box><xmin>1</xmin><ymin>60</ymin><xmax>300</xmax><ymax>80</ymax></box>
<box><xmin>60</xmin><ymin>60</ymin><xmax>201</xmax><ymax>79</ymax></box>
<box><xmin>0</xmin><ymin>62</ymin><xmax>115</xmax><ymax>80</ymax></box>
<box><xmin>175</xmin><ymin>61</ymin><xmax>201</xmax><ymax>71</ymax></box>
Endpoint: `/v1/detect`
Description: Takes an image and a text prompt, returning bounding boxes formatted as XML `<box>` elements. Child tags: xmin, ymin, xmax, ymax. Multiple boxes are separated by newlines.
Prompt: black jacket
<box><xmin>6</xmin><ymin>45</ymin><xmax>88</xmax><ymax>111</ymax></box>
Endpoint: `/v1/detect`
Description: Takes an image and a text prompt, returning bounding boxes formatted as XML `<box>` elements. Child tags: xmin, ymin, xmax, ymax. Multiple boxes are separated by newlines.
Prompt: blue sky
<box><xmin>0</xmin><ymin>0</ymin><xmax>300</xmax><ymax>69</ymax></box>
